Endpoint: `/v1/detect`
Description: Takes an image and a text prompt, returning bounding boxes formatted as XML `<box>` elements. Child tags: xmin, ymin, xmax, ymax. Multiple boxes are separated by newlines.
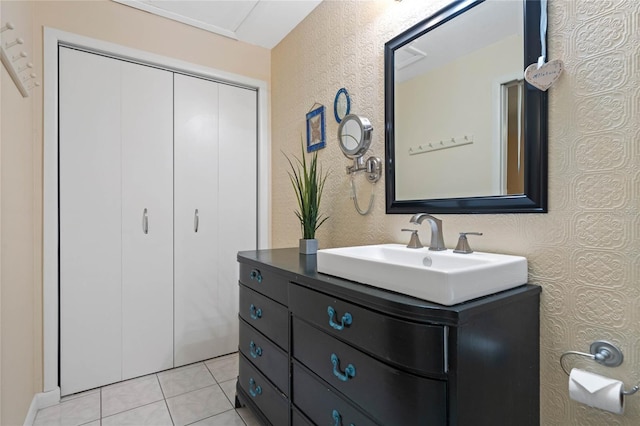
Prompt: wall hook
<box><xmin>12</xmin><ymin>51</ymin><xmax>27</xmax><ymax>62</ymax></box>
<box><xmin>22</xmin><ymin>72</ymin><xmax>36</xmax><ymax>82</ymax></box>
<box><xmin>5</xmin><ymin>37</ymin><xmax>23</xmax><ymax>49</ymax></box>
<box><xmin>0</xmin><ymin>22</ymin><xmax>14</xmax><ymax>33</ymax></box>
<box><xmin>17</xmin><ymin>62</ymin><xmax>33</xmax><ymax>72</ymax></box>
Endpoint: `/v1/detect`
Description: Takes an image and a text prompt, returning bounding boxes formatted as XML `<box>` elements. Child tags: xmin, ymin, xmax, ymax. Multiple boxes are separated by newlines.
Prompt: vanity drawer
<box><xmin>240</xmin><ymin>262</ymin><xmax>288</xmax><ymax>305</ymax></box>
<box><xmin>293</xmin><ymin>361</ymin><xmax>379</xmax><ymax>426</ymax></box>
<box><xmin>290</xmin><ymin>283</ymin><xmax>446</xmax><ymax>375</ymax></box>
<box><xmin>239</xmin><ymin>285</ymin><xmax>289</xmax><ymax>350</ymax></box>
<box><xmin>291</xmin><ymin>406</ymin><xmax>314</xmax><ymax>426</ymax></box>
<box><xmin>239</xmin><ymin>318</ymin><xmax>289</xmax><ymax>395</ymax></box>
<box><xmin>239</xmin><ymin>353</ymin><xmax>289</xmax><ymax>426</ymax></box>
<box><xmin>293</xmin><ymin>317</ymin><xmax>447</xmax><ymax>426</ymax></box>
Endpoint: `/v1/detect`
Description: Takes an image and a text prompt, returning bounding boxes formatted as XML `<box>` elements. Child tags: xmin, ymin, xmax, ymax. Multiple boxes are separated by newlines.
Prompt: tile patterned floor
<box><xmin>34</xmin><ymin>353</ymin><xmax>261</xmax><ymax>426</ymax></box>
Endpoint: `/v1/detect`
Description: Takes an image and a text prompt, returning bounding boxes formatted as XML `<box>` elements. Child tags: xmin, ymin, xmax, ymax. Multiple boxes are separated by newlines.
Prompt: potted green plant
<box><xmin>285</xmin><ymin>143</ymin><xmax>329</xmax><ymax>254</ymax></box>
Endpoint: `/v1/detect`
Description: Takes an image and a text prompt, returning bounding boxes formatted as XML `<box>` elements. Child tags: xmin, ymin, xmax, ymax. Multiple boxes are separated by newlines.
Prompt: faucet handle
<box><xmin>453</xmin><ymin>232</ymin><xmax>483</xmax><ymax>254</ymax></box>
<box><xmin>401</xmin><ymin>229</ymin><xmax>423</xmax><ymax>249</ymax></box>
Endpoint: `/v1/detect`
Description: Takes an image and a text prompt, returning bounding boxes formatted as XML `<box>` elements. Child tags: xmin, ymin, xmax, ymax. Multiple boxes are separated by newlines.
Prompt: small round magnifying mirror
<box><xmin>337</xmin><ymin>114</ymin><xmax>373</xmax><ymax>159</ymax></box>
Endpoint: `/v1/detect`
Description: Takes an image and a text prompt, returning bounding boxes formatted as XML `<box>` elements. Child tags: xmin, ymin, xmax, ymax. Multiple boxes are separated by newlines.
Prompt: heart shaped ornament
<box><xmin>524</xmin><ymin>59</ymin><xmax>564</xmax><ymax>91</ymax></box>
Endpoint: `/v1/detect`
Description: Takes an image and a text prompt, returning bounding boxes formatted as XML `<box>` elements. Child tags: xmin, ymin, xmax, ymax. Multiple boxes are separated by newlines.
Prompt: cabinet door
<box><xmin>174</xmin><ymin>76</ymin><xmax>258</xmax><ymax>366</ymax></box>
<box><xmin>59</xmin><ymin>47</ymin><xmax>122</xmax><ymax>395</ymax></box>
<box><xmin>217</xmin><ymin>84</ymin><xmax>258</xmax><ymax>354</ymax></box>
<box><xmin>121</xmin><ymin>62</ymin><xmax>174</xmax><ymax>379</ymax></box>
<box><xmin>174</xmin><ymin>74</ymin><xmax>221</xmax><ymax>366</ymax></box>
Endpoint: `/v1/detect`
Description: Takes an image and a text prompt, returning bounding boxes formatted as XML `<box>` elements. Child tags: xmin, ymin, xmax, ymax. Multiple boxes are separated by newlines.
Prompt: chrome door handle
<box><xmin>142</xmin><ymin>208</ymin><xmax>149</xmax><ymax>234</ymax></box>
<box><xmin>194</xmin><ymin>209</ymin><xmax>199</xmax><ymax>233</ymax></box>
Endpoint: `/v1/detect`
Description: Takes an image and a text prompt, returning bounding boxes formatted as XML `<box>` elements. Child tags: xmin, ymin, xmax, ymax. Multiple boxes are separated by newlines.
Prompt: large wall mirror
<box><xmin>384</xmin><ymin>0</ymin><xmax>547</xmax><ymax>214</ymax></box>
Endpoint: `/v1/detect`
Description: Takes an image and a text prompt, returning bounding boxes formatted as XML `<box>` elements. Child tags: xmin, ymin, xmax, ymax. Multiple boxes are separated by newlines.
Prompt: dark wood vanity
<box><xmin>236</xmin><ymin>248</ymin><xmax>540</xmax><ymax>425</ymax></box>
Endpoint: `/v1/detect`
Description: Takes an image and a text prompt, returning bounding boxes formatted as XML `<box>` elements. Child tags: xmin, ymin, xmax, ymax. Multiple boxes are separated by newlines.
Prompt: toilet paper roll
<box><xmin>569</xmin><ymin>368</ymin><xmax>624</xmax><ymax>414</ymax></box>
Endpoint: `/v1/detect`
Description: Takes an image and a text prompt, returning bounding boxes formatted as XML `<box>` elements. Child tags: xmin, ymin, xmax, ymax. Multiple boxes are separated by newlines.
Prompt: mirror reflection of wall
<box><xmin>393</xmin><ymin>0</ymin><xmax>523</xmax><ymax>201</ymax></box>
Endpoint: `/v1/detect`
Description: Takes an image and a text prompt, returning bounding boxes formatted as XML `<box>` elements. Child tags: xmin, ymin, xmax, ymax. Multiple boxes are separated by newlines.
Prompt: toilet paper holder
<box><xmin>560</xmin><ymin>340</ymin><xmax>639</xmax><ymax>396</ymax></box>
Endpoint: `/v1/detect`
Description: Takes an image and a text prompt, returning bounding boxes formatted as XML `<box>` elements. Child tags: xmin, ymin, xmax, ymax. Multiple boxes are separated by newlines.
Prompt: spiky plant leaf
<box><xmin>284</xmin><ymin>141</ymin><xmax>329</xmax><ymax>240</ymax></box>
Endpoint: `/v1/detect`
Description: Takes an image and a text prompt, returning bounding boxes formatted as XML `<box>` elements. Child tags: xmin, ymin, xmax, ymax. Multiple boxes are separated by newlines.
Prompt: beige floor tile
<box><xmin>33</xmin><ymin>392</ymin><xmax>100</xmax><ymax>426</ymax></box>
<box><xmin>101</xmin><ymin>401</ymin><xmax>173</xmax><ymax>426</ymax></box>
<box><xmin>157</xmin><ymin>362</ymin><xmax>216</xmax><ymax>398</ymax></box>
<box><xmin>219</xmin><ymin>378</ymin><xmax>239</xmax><ymax>406</ymax></box>
<box><xmin>166</xmin><ymin>385</ymin><xmax>233</xmax><ymax>426</ymax></box>
<box><xmin>101</xmin><ymin>374</ymin><xmax>164</xmax><ymax>417</ymax></box>
<box><xmin>205</xmin><ymin>353</ymin><xmax>239</xmax><ymax>383</ymax></box>
<box><xmin>60</xmin><ymin>388</ymin><xmax>100</xmax><ymax>403</ymax></box>
<box><xmin>188</xmin><ymin>409</ymin><xmax>246</xmax><ymax>426</ymax></box>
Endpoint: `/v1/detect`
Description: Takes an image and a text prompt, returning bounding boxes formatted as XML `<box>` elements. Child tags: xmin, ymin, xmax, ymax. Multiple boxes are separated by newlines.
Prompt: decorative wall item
<box><xmin>284</xmin><ymin>142</ymin><xmax>329</xmax><ymax>254</ymax></box>
<box><xmin>306</xmin><ymin>104</ymin><xmax>326</xmax><ymax>152</ymax></box>
<box><xmin>524</xmin><ymin>0</ymin><xmax>564</xmax><ymax>91</ymax></box>
<box><xmin>333</xmin><ymin>87</ymin><xmax>351</xmax><ymax>123</ymax></box>
<box><xmin>525</xmin><ymin>59</ymin><xmax>564</xmax><ymax>91</ymax></box>
<box><xmin>1</xmin><ymin>21</ymin><xmax>40</xmax><ymax>97</ymax></box>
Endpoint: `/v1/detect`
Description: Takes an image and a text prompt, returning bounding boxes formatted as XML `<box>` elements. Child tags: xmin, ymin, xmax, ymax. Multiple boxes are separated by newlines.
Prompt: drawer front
<box><xmin>239</xmin><ymin>353</ymin><xmax>289</xmax><ymax>426</ymax></box>
<box><xmin>239</xmin><ymin>285</ymin><xmax>288</xmax><ymax>350</ymax></box>
<box><xmin>291</xmin><ymin>407</ymin><xmax>314</xmax><ymax>426</ymax></box>
<box><xmin>239</xmin><ymin>318</ymin><xmax>289</xmax><ymax>395</ymax></box>
<box><xmin>293</xmin><ymin>362</ymin><xmax>378</xmax><ymax>426</ymax></box>
<box><xmin>239</xmin><ymin>262</ymin><xmax>288</xmax><ymax>305</ymax></box>
<box><xmin>290</xmin><ymin>283</ymin><xmax>446</xmax><ymax>375</ymax></box>
<box><xmin>293</xmin><ymin>317</ymin><xmax>447</xmax><ymax>426</ymax></box>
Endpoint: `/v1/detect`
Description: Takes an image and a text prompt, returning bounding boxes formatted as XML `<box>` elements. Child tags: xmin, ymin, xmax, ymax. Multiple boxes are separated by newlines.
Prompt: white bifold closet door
<box><xmin>59</xmin><ymin>47</ymin><xmax>174</xmax><ymax>395</ymax></box>
<box><xmin>174</xmin><ymin>75</ymin><xmax>257</xmax><ymax>366</ymax></box>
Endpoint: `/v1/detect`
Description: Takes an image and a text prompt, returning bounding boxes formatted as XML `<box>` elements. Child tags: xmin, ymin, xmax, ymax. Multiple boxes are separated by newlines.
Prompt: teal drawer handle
<box><xmin>332</xmin><ymin>409</ymin><xmax>355</xmax><ymax>426</ymax></box>
<box><xmin>248</xmin><ymin>378</ymin><xmax>262</xmax><ymax>397</ymax></box>
<box><xmin>331</xmin><ymin>353</ymin><xmax>356</xmax><ymax>382</ymax></box>
<box><xmin>249</xmin><ymin>304</ymin><xmax>262</xmax><ymax>320</ymax></box>
<box><xmin>249</xmin><ymin>340</ymin><xmax>263</xmax><ymax>358</ymax></box>
<box><xmin>327</xmin><ymin>306</ymin><xmax>352</xmax><ymax>331</ymax></box>
<box><xmin>250</xmin><ymin>269</ymin><xmax>263</xmax><ymax>283</ymax></box>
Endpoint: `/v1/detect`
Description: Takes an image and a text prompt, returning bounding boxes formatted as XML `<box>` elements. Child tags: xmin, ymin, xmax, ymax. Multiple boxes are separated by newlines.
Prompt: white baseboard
<box><xmin>23</xmin><ymin>387</ymin><xmax>60</xmax><ymax>426</ymax></box>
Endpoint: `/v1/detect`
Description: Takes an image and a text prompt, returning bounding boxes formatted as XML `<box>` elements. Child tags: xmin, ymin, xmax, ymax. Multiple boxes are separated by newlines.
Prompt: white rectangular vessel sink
<box><xmin>316</xmin><ymin>244</ymin><xmax>527</xmax><ymax>306</ymax></box>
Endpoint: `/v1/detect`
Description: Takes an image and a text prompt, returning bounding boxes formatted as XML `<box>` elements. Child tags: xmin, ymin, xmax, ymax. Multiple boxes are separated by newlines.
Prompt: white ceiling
<box><xmin>112</xmin><ymin>0</ymin><xmax>322</xmax><ymax>49</ymax></box>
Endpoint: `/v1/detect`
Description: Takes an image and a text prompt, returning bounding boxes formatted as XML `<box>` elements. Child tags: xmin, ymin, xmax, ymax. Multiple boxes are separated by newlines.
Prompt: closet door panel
<box><xmin>174</xmin><ymin>74</ymin><xmax>220</xmax><ymax>366</ymax></box>
<box><xmin>59</xmin><ymin>47</ymin><xmax>122</xmax><ymax>395</ymax></box>
<box><xmin>121</xmin><ymin>62</ymin><xmax>175</xmax><ymax>378</ymax></box>
<box><xmin>218</xmin><ymin>84</ymin><xmax>258</xmax><ymax>354</ymax></box>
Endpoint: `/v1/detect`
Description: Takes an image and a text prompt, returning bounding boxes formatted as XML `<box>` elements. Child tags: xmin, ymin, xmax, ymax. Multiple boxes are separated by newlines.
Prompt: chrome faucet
<box><xmin>409</xmin><ymin>213</ymin><xmax>446</xmax><ymax>251</ymax></box>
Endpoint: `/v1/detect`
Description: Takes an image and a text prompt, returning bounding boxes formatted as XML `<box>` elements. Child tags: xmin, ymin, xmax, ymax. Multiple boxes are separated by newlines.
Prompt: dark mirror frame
<box><xmin>384</xmin><ymin>0</ymin><xmax>547</xmax><ymax>214</ymax></box>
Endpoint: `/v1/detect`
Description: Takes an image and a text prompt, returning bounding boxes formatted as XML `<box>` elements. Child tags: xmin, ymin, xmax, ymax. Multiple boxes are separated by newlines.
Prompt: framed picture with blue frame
<box><xmin>306</xmin><ymin>105</ymin><xmax>326</xmax><ymax>152</ymax></box>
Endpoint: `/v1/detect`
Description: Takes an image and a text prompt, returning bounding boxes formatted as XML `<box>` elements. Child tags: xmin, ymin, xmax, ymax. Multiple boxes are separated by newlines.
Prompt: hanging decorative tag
<box><xmin>524</xmin><ymin>59</ymin><xmax>564</xmax><ymax>91</ymax></box>
<box><xmin>523</xmin><ymin>0</ymin><xmax>563</xmax><ymax>91</ymax></box>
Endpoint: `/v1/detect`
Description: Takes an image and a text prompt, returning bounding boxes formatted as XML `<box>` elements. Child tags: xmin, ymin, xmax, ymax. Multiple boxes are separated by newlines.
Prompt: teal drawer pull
<box><xmin>248</xmin><ymin>378</ymin><xmax>262</xmax><ymax>397</ymax></box>
<box><xmin>249</xmin><ymin>340</ymin><xmax>263</xmax><ymax>358</ymax></box>
<box><xmin>332</xmin><ymin>409</ymin><xmax>355</xmax><ymax>426</ymax></box>
<box><xmin>250</xmin><ymin>269</ymin><xmax>263</xmax><ymax>283</ymax></box>
<box><xmin>249</xmin><ymin>304</ymin><xmax>262</xmax><ymax>320</ymax></box>
<box><xmin>331</xmin><ymin>353</ymin><xmax>356</xmax><ymax>382</ymax></box>
<box><xmin>327</xmin><ymin>306</ymin><xmax>352</xmax><ymax>331</ymax></box>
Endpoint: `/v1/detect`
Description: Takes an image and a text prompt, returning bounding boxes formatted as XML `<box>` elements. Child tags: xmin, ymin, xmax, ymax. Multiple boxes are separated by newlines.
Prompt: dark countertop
<box><xmin>238</xmin><ymin>248</ymin><xmax>541</xmax><ymax>326</ymax></box>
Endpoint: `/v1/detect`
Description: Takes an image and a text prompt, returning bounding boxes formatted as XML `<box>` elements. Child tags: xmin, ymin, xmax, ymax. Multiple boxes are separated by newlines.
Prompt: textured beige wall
<box><xmin>1</xmin><ymin>1</ymin><xmax>38</xmax><ymax>424</ymax></box>
<box><xmin>1</xmin><ymin>0</ymin><xmax>270</xmax><ymax>423</ymax></box>
<box><xmin>272</xmin><ymin>0</ymin><xmax>640</xmax><ymax>424</ymax></box>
